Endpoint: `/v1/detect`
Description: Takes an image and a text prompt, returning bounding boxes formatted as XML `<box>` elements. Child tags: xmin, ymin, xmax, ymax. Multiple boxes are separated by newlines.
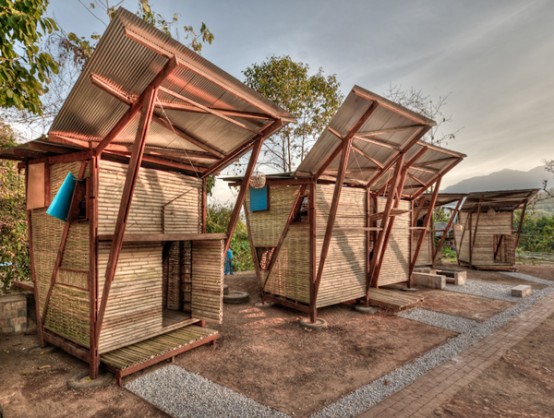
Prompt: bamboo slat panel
<box><xmin>30</xmin><ymin>161</ymin><xmax>91</xmax><ymax>344</ymax></box>
<box><xmin>458</xmin><ymin>211</ymin><xmax>513</xmax><ymax>266</ymax></box>
<box><xmin>413</xmin><ymin>230</ymin><xmax>432</xmax><ymax>266</ymax></box>
<box><xmin>245</xmin><ymin>185</ymin><xmax>301</xmax><ymax>247</ymax></box>
<box><xmin>264</xmin><ymin>225</ymin><xmax>310</xmax><ymax>303</ymax></box>
<box><xmin>97</xmin><ymin>243</ymin><xmax>163</xmax><ymax>353</ymax></box>
<box><xmin>376</xmin><ymin>198</ymin><xmax>410</xmax><ymax>286</ymax></box>
<box><xmin>97</xmin><ymin>160</ymin><xmax>201</xmax><ymax>235</ymax></box>
<box><xmin>191</xmin><ymin>239</ymin><xmax>224</xmax><ymax>324</ymax></box>
<box><xmin>44</xmin><ymin>283</ymin><xmax>89</xmax><ymax>347</ymax></box>
<box><xmin>316</xmin><ymin>185</ymin><xmax>366</xmax><ymax>306</ymax></box>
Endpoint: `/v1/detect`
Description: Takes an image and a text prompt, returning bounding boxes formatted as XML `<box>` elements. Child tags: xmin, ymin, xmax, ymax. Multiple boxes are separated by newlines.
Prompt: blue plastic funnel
<box><xmin>46</xmin><ymin>172</ymin><xmax>76</xmax><ymax>221</ymax></box>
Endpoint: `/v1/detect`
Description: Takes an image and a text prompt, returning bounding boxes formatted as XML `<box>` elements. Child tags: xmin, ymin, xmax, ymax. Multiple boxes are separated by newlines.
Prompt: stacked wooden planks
<box><xmin>191</xmin><ymin>240</ymin><xmax>224</xmax><ymax>324</ymax></box>
<box><xmin>367</xmin><ymin>288</ymin><xmax>423</xmax><ymax>311</ymax></box>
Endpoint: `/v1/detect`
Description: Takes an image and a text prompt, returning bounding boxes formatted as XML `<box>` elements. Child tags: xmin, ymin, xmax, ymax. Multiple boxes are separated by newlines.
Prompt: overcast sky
<box><xmin>47</xmin><ymin>0</ymin><xmax>554</xmax><ymax>197</ymax></box>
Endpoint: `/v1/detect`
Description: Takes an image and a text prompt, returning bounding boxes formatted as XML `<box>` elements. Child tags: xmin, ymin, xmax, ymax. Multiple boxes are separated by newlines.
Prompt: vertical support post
<box><xmin>201</xmin><ymin>177</ymin><xmax>207</xmax><ymax>233</ymax></box>
<box><xmin>367</xmin><ymin>155</ymin><xmax>404</xmax><ymax>292</ymax></box>
<box><xmin>468</xmin><ymin>213</ymin><xmax>473</xmax><ymax>267</ymax></box>
<box><xmin>225</xmin><ymin>138</ymin><xmax>264</xmax><ymax>253</ymax></box>
<box><xmin>96</xmin><ymin>87</ymin><xmax>158</xmax><ymax>346</ymax></box>
<box><xmin>456</xmin><ymin>210</ymin><xmax>471</xmax><ymax>265</ymax></box>
<box><xmin>409</xmin><ymin>178</ymin><xmax>441</xmax><ymax>285</ymax></box>
<box><xmin>470</xmin><ymin>201</ymin><xmax>482</xmax><ymax>267</ymax></box>
<box><xmin>432</xmin><ymin>198</ymin><xmax>463</xmax><ymax>265</ymax></box>
<box><xmin>25</xmin><ymin>162</ymin><xmax>44</xmax><ymax>346</ymax></box>
<box><xmin>312</xmin><ymin>137</ymin><xmax>354</xmax><ymax>314</ymax></box>
<box><xmin>88</xmin><ymin>155</ymin><xmax>99</xmax><ymax>378</ymax></box>
<box><xmin>309</xmin><ymin>181</ymin><xmax>317</xmax><ymax>322</ymax></box>
<box><xmin>514</xmin><ymin>201</ymin><xmax>528</xmax><ymax>249</ymax></box>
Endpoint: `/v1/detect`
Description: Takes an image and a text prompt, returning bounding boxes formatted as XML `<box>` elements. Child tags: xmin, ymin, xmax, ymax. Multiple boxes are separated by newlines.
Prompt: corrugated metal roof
<box><xmin>295</xmin><ymin>85</ymin><xmax>435</xmax><ymax>186</ymax></box>
<box><xmin>460</xmin><ymin>189</ymin><xmax>540</xmax><ymax>212</ymax></box>
<box><xmin>8</xmin><ymin>8</ymin><xmax>292</xmax><ymax>173</ymax></box>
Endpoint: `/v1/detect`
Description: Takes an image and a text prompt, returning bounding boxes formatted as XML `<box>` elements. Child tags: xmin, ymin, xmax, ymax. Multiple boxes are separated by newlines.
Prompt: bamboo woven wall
<box><xmin>458</xmin><ymin>211</ymin><xmax>513</xmax><ymax>266</ymax></box>
<box><xmin>97</xmin><ymin>243</ymin><xmax>163</xmax><ymax>353</ymax></box>
<box><xmin>31</xmin><ymin>161</ymin><xmax>91</xmax><ymax>347</ymax></box>
<box><xmin>245</xmin><ymin>185</ymin><xmax>300</xmax><ymax>247</ymax></box>
<box><xmin>191</xmin><ymin>240</ymin><xmax>224</xmax><ymax>324</ymax></box>
<box><xmin>263</xmin><ymin>225</ymin><xmax>311</xmax><ymax>303</ymax></box>
<box><xmin>316</xmin><ymin>185</ymin><xmax>366</xmax><ymax>307</ymax></box>
<box><xmin>376</xmin><ymin>197</ymin><xmax>410</xmax><ymax>286</ymax></box>
<box><xmin>98</xmin><ymin>159</ymin><xmax>201</xmax><ymax>235</ymax></box>
<box><xmin>413</xmin><ymin>230</ymin><xmax>432</xmax><ymax>266</ymax></box>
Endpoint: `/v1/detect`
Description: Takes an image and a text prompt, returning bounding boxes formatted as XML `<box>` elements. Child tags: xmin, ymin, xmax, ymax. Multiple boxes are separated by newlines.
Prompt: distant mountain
<box><xmin>443</xmin><ymin>166</ymin><xmax>548</xmax><ymax>193</ymax></box>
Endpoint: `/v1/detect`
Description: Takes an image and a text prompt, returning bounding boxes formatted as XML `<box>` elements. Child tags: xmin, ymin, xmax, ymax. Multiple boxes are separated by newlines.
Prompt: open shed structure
<box><xmin>0</xmin><ymin>8</ymin><xmax>291</xmax><ymax>382</ymax></box>
<box><xmin>455</xmin><ymin>189</ymin><xmax>539</xmax><ymax>271</ymax></box>
<box><xmin>230</xmin><ymin>86</ymin><xmax>465</xmax><ymax>321</ymax></box>
<box><xmin>412</xmin><ymin>193</ymin><xmax>467</xmax><ymax>268</ymax></box>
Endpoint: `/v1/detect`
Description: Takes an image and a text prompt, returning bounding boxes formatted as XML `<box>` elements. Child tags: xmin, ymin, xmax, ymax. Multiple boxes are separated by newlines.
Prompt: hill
<box><xmin>443</xmin><ymin>166</ymin><xmax>548</xmax><ymax>193</ymax></box>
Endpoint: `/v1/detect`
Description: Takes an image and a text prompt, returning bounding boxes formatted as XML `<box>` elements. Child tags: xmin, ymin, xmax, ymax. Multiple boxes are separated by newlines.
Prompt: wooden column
<box><xmin>312</xmin><ymin>137</ymin><xmax>354</xmax><ymax>314</ymax></box>
<box><xmin>470</xmin><ymin>201</ymin><xmax>482</xmax><ymax>267</ymax></box>
<box><xmin>432</xmin><ymin>197</ymin><xmax>463</xmax><ymax>265</ymax></box>
<box><xmin>201</xmin><ymin>177</ymin><xmax>207</xmax><ymax>233</ymax></box>
<box><xmin>514</xmin><ymin>201</ymin><xmax>528</xmax><ymax>249</ymax></box>
<box><xmin>309</xmin><ymin>182</ymin><xmax>317</xmax><ymax>322</ymax></box>
<box><xmin>95</xmin><ymin>87</ymin><xmax>158</xmax><ymax>348</ymax></box>
<box><xmin>409</xmin><ymin>178</ymin><xmax>441</xmax><ymax>285</ymax></box>
<box><xmin>88</xmin><ymin>156</ymin><xmax>99</xmax><ymax>378</ymax></box>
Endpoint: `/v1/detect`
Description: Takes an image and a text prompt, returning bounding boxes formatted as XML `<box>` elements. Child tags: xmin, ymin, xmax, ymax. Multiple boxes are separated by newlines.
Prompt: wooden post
<box><xmin>432</xmin><ymin>197</ymin><xmax>463</xmax><ymax>265</ymax></box>
<box><xmin>96</xmin><ymin>87</ymin><xmax>158</xmax><ymax>346</ymax></box>
<box><xmin>88</xmin><ymin>156</ymin><xmax>99</xmax><ymax>378</ymax></box>
<box><xmin>313</xmin><ymin>137</ymin><xmax>354</xmax><ymax>313</ymax></box>
<box><xmin>201</xmin><ymin>177</ymin><xmax>207</xmax><ymax>233</ymax></box>
<box><xmin>409</xmin><ymin>178</ymin><xmax>441</xmax><ymax>285</ymax></box>
<box><xmin>367</xmin><ymin>155</ymin><xmax>404</xmax><ymax>292</ymax></box>
<box><xmin>470</xmin><ymin>201</ymin><xmax>482</xmax><ymax>267</ymax></box>
<box><xmin>225</xmin><ymin>138</ymin><xmax>264</xmax><ymax>253</ymax></box>
<box><xmin>514</xmin><ymin>201</ymin><xmax>528</xmax><ymax>249</ymax></box>
<box><xmin>309</xmin><ymin>182</ymin><xmax>317</xmax><ymax>322</ymax></box>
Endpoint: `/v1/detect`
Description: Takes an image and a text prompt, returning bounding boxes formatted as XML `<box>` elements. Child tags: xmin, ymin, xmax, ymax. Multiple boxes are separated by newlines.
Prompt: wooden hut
<box><xmin>0</xmin><ymin>8</ymin><xmax>291</xmax><ymax>382</ymax></box>
<box><xmin>412</xmin><ymin>193</ymin><xmax>466</xmax><ymax>268</ymax></box>
<box><xmin>455</xmin><ymin>189</ymin><xmax>539</xmax><ymax>270</ymax></box>
<box><xmin>229</xmin><ymin>86</ymin><xmax>465</xmax><ymax>322</ymax></box>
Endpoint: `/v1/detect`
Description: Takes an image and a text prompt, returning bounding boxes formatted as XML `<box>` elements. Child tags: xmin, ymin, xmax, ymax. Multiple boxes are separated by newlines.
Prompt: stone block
<box><xmin>511</xmin><ymin>285</ymin><xmax>532</xmax><ymax>298</ymax></box>
<box><xmin>437</xmin><ymin>269</ymin><xmax>467</xmax><ymax>285</ymax></box>
<box><xmin>412</xmin><ymin>272</ymin><xmax>446</xmax><ymax>289</ymax></box>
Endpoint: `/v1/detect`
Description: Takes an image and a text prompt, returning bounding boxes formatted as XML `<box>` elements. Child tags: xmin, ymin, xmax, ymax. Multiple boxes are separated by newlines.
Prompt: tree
<box><xmin>0</xmin><ymin>0</ymin><xmax>59</xmax><ymax>115</ymax></box>
<box><xmin>542</xmin><ymin>159</ymin><xmax>554</xmax><ymax>198</ymax></box>
<box><xmin>385</xmin><ymin>85</ymin><xmax>460</xmax><ymax>147</ymax></box>
<box><xmin>0</xmin><ymin>122</ymin><xmax>29</xmax><ymax>292</ymax></box>
<box><xmin>243</xmin><ymin>55</ymin><xmax>342</xmax><ymax>173</ymax></box>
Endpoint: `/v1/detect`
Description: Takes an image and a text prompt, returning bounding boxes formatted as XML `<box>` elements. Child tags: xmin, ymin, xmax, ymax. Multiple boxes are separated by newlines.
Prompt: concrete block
<box><xmin>412</xmin><ymin>272</ymin><xmax>446</xmax><ymax>290</ymax></box>
<box><xmin>511</xmin><ymin>285</ymin><xmax>532</xmax><ymax>298</ymax></box>
<box><xmin>437</xmin><ymin>269</ymin><xmax>467</xmax><ymax>285</ymax></box>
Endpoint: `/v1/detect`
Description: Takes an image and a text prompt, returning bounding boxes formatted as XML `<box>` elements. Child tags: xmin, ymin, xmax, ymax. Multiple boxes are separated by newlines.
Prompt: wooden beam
<box><xmin>470</xmin><ymin>201</ymin><xmax>483</xmax><ymax>267</ymax></box>
<box><xmin>201</xmin><ymin>178</ymin><xmax>207</xmax><ymax>233</ymax></box>
<box><xmin>88</xmin><ymin>156</ymin><xmax>99</xmax><ymax>378</ymax></box>
<box><xmin>356</xmin><ymin>124</ymin><xmax>427</xmax><ymax>138</ymax></box>
<box><xmin>97</xmin><ymin>232</ymin><xmax>227</xmax><ymax>242</ymax></box>
<box><xmin>203</xmin><ymin>119</ymin><xmax>283</xmax><ymax>178</ymax></box>
<box><xmin>409</xmin><ymin>178</ymin><xmax>441</xmax><ymax>284</ymax></box>
<box><xmin>158</xmin><ymin>86</ymin><xmax>257</xmax><ymax>133</ymax></box>
<box><xmin>353</xmin><ymin>135</ymin><xmax>400</xmax><ymax>150</ymax></box>
<box><xmin>94</xmin><ymin>56</ymin><xmax>178</xmax><ymax>156</ymax></box>
<box><xmin>314</xmin><ymin>142</ymin><xmax>343</xmax><ymax>179</ymax></box>
<box><xmin>124</xmin><ymin>27</ymin><xmax>293</xmax><ymax>122</ymax></box>
<box><xmin>96</xmin><ymin>87</ymin><xmax>158</xmax><ymax>344</ymax></box>
<box><xmin>514</xmin><ymin>201</ymin><xmax>528</xmax><ymax>249</ymax></box>
<box><xmin>225</xmin><ymin>138</ymin><xmax>264</xmax><ymax>252</ymax></box>
<box><xmin>309</xmin><ymin>181</ymin><xmax>317</xmax><ymax>322</ymax></box>
<box><xmin>432</xmin><ymin>197</ymin><xmax>463</xmax><ymax>265</ymax></box>
<box><xmin>411</xmin><ymin>158</ymin><xmax>462</xmax><ymax>200</ymax></box>
<box><xmin>413</xmin><ymin>155</ymin><xmax>457</xmax><ymax>167</ymax></box>
<box><xmin>262</xmin><ymin>185</ymin><xmax>307</xmax><ymax>291</ymax></box>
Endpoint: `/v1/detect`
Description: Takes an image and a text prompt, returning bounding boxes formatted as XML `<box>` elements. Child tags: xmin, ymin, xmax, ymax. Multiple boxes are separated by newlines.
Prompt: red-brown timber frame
<box><xmin>432</xmin><ymin>197</ymin><xmax>464</xmax><ymax>266</ymax></box>
<box><xmin>409</xmin><ymin>178</ymin><xmax>441</xmax><ymax>285</ymax></box>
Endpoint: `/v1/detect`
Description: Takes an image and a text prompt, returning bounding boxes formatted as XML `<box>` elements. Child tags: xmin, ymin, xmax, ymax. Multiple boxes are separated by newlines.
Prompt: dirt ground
<box><xmin>0</xmin><ymin>263</ymin><xmax>553</xmax><ymax>418</ymax></box>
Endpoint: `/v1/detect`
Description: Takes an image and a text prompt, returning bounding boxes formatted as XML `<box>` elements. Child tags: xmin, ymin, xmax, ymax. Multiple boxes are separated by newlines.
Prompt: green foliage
<box><xmin>516</xmin><ymin>209</ymin><xmax>554</xmax><ymax>253</ymax></box>
<box><xmin>206</xmin><ymin>203</ymin><xmax>253</xmax><ymax>271</ymax></box>
<box><xmin>0</xmin><ymin>123</ymin><xmax>29</xmax><ymax>292</ymax></box>
<box><xmin>0</xmin><ymin>0</ymin><xmax>59</xmax><ymax>114</ymax></box>
<box><xmin>243</xmin><ymin>55</ymin><xmax>342</xmax><ymax>172</ymax></box>
<box><xmin>433</xmin><ymin>207</ymin><xmax>450</xmax><ymax>223</ymax></box>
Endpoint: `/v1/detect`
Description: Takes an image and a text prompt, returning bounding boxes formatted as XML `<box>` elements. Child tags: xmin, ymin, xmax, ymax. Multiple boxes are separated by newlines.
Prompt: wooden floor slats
<box><xmin>101</xmin><ymin>322</ymin><xmax>218</xmax><ymax>384</ymax></box>
<box><xmin>367</xmin><ymin>288</ymin><xmax>423</xmax><ymax>311</ymax></box>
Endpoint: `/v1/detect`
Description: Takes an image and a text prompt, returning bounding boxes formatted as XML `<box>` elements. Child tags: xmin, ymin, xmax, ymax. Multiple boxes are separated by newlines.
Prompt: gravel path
<box><xmin>502</xmin><ymin>271</ymin><xmax>553</xmax><ymax>285</ymax></box>
<box><xmin>127</xmin><ymin>274</ymin><xmax>554</xmax><ymax>418</ymax></box>
<box><xmin>126</xmin><ymin>365</ymin><xmax>287</xmax><ymax>418</ymax></box>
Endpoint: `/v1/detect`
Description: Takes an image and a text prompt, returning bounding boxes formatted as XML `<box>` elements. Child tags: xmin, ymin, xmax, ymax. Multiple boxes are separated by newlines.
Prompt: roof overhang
<box><xmin>461</xmin><ymin>189</ymin><xmax>540</xmax><ymax>212</ymax></box>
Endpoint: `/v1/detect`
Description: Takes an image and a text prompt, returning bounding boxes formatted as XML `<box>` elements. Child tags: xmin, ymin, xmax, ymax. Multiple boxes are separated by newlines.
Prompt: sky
<box><xmin>46</xmin><ymin>0</ymin><xmax>554</xmax><ymax>200</ymax></box>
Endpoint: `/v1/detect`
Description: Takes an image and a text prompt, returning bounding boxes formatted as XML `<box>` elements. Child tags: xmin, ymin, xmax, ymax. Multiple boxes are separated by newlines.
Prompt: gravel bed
<box><xmin>126</xmin><ymin>365</ymin><xmax>287</xmax><ymax>418</ymax></box>
<box><xmin>502</xmin><ymin>271</ymin><xmax>553</xmax><ymax>285</ymax></box>
<box><xmin>312</xmin><ymin>283</ymin><xmax>554</xmax><ymax>418</ymax></box>
<box><xmin>445</xmin><ymin>280</ymin><xmax>516</xmax><ymax>301</ymax></box>
<box><xmin>399</xmin><ymin>309</ymin><xmax>478</xmax><ymax>333</ymax></box>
